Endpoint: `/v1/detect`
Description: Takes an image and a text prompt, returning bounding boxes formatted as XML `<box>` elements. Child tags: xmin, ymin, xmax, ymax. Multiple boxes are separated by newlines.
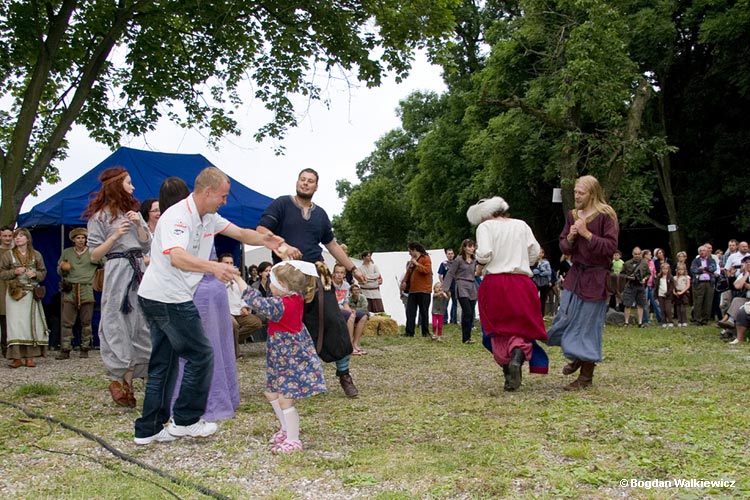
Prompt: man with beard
<box><xmin>257</xmin><ymin>168</ymin><xmax>366</xmax><ymax>398</ymax></box>
<box><xmin>546</xmin><ymin>175</ymin><xmax>619</xmax><ymax>391</ymax></box>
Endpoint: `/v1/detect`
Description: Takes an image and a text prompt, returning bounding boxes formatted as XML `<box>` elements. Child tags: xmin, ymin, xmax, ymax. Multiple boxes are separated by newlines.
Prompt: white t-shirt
<box><xmin>725</xmin><ymin>252</ymin><xmax>748</xmax><ymax>271</ymax></box>
<box><xmin>138</xmin><ymin>194</ymin><xmax>231</xmax><ymax>303</ymax></box>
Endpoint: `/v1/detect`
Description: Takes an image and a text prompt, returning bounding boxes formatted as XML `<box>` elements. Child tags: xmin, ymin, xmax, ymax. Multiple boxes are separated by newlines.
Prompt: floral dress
<box><xmin>243</xmin><ymin>288</ymin><xmax>326</xmax><ymax>399</ymax></box>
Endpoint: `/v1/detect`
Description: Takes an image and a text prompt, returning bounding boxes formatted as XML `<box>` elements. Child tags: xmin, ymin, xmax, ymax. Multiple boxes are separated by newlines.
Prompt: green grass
<box><xmin>1</xmin><ymin>323</ymin><xmax>749</xmax><ymax>499</ymax></box>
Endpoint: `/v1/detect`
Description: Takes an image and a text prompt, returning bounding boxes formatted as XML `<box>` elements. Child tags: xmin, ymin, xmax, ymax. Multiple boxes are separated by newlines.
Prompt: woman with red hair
<box><xmin>85</xmin><ymin>167</ymin><xmax>151</xmax><ymax>408</ymax></box>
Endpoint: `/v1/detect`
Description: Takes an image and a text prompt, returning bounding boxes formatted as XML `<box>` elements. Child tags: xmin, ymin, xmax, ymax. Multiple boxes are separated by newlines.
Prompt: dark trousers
<box><xmin>1</xmin><ymin>314</ymin><xmax>6</xmax><ymax>357</ymax></box>
<box><xmin>657</xmin><ymin>296</ymin><xmax>673</xmax><ymax>324</ymax></box>
<box><xmin>692</xmin><ymin>281</ymin><xmax>713</xmax><ymax>324</ymax></box>
<box><xmin>135</xmin><ymin>298</ymin><xmax>214</xmax><ymax>438</ymax></box>
<box><xmin>406</xmin><ymin>292</ymin><xmax>431</xmax><ymax>336</ymax></box>
<box><xmin>538</xmin><ymin>285</ymin><xmax>551</xmax><ymax>317</ymax></box>
<box><xmin>458</xmin><ymin>297</ymin><xmax>476</xmax><ymax>342</ymax></box>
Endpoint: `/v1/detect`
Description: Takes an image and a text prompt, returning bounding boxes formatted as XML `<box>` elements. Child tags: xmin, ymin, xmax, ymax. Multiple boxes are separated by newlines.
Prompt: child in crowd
<box><xmin>242</xmin><ymin>261</ymin><xmax>325</xmax><ymax>454</ymax></box>
<box><xmin>673</xmin><ymin>263</ymin><xmax>691</xmax><ymax>327</ymax></box>
<box><xmin>431</xmin><ymin>283</ymin><xmax>449</xmax><ymax>341</ymax></box>
<box><xmin>612</xmin><ymin>250</ymin><xmax>625</xmax><ymax>274</ymax></box>
<box><xmin>656</xmin><ymin>263</ymin><xmax>675</xmax><ymax>327</ymax></box>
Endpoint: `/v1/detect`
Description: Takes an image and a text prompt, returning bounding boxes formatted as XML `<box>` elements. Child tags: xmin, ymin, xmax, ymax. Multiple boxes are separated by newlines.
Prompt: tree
<box><xmin>0</xmin><ymin>0</ymin><xmax>458</xmax><ymax>225</ymax></box>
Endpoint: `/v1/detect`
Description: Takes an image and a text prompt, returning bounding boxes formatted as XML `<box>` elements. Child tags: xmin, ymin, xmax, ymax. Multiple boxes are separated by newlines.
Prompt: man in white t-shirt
<box><xmin>133</xmin><ymin>167</ymin><xmax>284</xmax><ymax>446</ymax></box>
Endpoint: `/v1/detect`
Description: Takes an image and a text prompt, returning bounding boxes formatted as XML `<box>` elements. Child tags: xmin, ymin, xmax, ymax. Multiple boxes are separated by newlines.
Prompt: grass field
<box><xmin>0</xmin><ymin>322</ymin><xmax>748</xmax><ymax>499</ymax></box>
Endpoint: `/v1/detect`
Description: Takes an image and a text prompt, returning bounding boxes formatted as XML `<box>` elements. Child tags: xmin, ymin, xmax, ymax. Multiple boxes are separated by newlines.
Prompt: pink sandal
<box><xmin>269</xmin><ymin>429</ymin><xmax>287</xmax><ymax>445</ymax></box>
<box><xmin>272</xmin><ymin>438</ymin><xmax>303</xmax><ymax>454</ymax></box>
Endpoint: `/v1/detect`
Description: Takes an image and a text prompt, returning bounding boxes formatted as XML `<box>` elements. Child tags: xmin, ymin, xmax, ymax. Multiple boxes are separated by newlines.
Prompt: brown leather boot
<box><xmin>562</xmin><ymin>359</ymin><xmax>581</xmax><ymax>375</ymax></box>
<box><xmin>122</xmin><ymin>380</ymin><xmax>137</xmax><ymax>408</ymax></box>
<box><xmin>109</xmin><ymin>381</ymin><xmax>130</xmax><ymax>407</ymax></box>
<box><xmin>564</xmin><ymin>362</ymin><xmax>595</xmax><ymax>391</ymax></box>
<box><xmin>338</xmin><ymin>373</ymin><xmax>359</xmax><ymax>398</ymax></box>
<box><xmin>79</xmin><ymin>349</ymin><xmax>89</xmax><ymax>359</ymax></box>
<box><xmin>55</xmin><ymin>350</ymin><xmax>71</xmax><ymax>360</ymax></box>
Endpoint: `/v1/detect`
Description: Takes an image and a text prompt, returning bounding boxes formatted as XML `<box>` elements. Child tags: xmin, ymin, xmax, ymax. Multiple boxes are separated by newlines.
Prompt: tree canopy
<box><xmin>334</xmin><ymin>0</ymin><xmax>750</xmax><ymax>257</ymax></box>
<box><xmin>0</xmin><ymin>0</ymin><xmax>458</xmax><ymax>225</ymax></box>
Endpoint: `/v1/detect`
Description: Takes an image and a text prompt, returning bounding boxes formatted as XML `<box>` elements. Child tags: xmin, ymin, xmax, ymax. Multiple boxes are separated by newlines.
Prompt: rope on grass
<box><xmin>0</xmin><ymin>399</ymin><xmax>230</xmax><ymax>500</ymax></box>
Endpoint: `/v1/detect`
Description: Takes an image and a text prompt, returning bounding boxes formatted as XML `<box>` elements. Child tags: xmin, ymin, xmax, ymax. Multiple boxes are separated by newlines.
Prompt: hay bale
<box><xmin>364</xmin><ymin>315</ymin><xmax>399</xmax><ymax>336</ymax></box>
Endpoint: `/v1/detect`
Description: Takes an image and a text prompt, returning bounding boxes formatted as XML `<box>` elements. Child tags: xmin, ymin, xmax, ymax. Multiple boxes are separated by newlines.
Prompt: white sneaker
<box><xmin>134</xmin><ymin>428</ymin><xmax>177</xmax><ymax>445</ymax></box>
<box><xmin>667</xmin><ymin>323</ymin><xmax>674</xmax><ymax>327</ymax></box>
<box><xmin>166</xmin><ymin>419</ymin><xmax>218</xmax><ymax>438</ymax></box>
<box><xmin>729</xmin><ymin>339</ymin><xmax>740</xmax><ymax>345</ymax></box>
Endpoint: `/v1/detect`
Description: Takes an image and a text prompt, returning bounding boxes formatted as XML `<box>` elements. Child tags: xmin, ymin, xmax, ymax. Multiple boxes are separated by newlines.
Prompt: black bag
<box><xmin>715</xmin><ymin>273</ymin><xmax>729</xmax><ymax>292</ymax></box>
<box><xmin>59</xmin><ymin>280</ymin><xmax>73</xmax><ymax>293</ymax></box>
<box><xmin>303</xmin><ymin>279</ymin><xmax>353</xmax><ymax>363</ymax></box>
<box><xmin>532</xmin><ymin>273</ymin><xmax>550</xmax><ymax>288</ymax></box>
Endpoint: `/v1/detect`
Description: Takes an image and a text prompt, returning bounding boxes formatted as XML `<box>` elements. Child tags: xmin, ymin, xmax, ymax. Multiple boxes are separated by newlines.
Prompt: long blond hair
<box><xmin>576</xmin><ymin>175</ymin><xmax>617</xmax><ymax>222</ymax></box>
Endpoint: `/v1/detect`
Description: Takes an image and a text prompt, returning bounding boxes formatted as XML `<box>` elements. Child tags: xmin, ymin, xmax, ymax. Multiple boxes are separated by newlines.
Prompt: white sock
<box><xmin>283</xmin><ymin>407</ymin><xmax>300</xmax><ymax>443</ymax></box>
<box><xmin>270</xmin><ymin>399</ymin><xmax>286</xmax><ymax>431</ymax></box>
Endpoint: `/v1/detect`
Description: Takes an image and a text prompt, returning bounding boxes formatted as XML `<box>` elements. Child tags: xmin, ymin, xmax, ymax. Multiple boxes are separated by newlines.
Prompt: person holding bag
<box><xmin>532</xmin><ymin>248</ymin><xmax>553</xmax><ymax>317</ymax></box>
<box><xmin>0</xmin><ymin>228</ymin><xmax>49</xmax><ymax>368</ymax></box>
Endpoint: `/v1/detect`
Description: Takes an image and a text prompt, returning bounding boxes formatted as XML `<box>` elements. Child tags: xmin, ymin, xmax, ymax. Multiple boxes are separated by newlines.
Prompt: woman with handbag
<box><xmin>532</xmin><ymin>248</ymin><xmax>554</xmax><ymax>317</ymax></box>
<box><xmin>0</xmin><ymin>228</ymin><xmax>49</xmax><ymax>368</ymax></box>
<box><xmin>84</xmin><ymin>167</ymin><xmax>151</xmax><ymax>407</ymax></box>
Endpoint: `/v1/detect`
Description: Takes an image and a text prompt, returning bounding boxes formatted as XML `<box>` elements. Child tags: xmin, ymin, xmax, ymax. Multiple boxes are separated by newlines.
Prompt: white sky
<box><xmin>20</xmin><ymin>53</ymin><xmax>446</xmax><ymax>219</ymax></box>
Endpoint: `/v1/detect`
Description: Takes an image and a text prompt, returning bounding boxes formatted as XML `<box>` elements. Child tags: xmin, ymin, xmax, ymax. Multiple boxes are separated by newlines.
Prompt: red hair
<box><xmin>83</xmin><ymin>167</ymin><xmax>139</xmax><ymax>221</ymax></box>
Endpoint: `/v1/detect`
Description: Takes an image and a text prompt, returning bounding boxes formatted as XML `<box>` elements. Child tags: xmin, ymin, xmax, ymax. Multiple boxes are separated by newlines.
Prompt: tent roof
<box><xmin>18</xmin><ymin>146</ymin><xmax>273</xmax><ymax>228</ymax></box>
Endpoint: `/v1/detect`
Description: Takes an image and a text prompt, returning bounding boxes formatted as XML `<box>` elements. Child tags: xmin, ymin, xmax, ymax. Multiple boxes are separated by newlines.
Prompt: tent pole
<box><xmin>240</xmin><ymin>243</ymin><xmax>246</xmax><ymax>280</ymax></box>
<box><xmin>57</xmin><ymin>224</ymin><xmax>64</xmax><ymax>351</ymax></box>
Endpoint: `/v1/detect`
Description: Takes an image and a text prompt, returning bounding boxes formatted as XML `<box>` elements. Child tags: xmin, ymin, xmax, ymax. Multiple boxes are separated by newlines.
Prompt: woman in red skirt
<box><xmin>468</xmin><ymin>197</ymin><xmax>548</xmax><ymax>391</ymax></box>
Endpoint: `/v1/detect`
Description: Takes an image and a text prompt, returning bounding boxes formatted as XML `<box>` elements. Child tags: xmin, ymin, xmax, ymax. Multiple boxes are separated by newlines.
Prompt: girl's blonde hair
<box><xmin>273</xmin><ymin>264</ymin><xmax>309</xmax><ymax>295</ymax></box>
<box><xmin>675</xmin><ymin>263</ymin><xmax>688</xmax><ymax>274</ymax></box>
<box><xmin>659</xmin><ymin>263</ymin><xmax>673</xmax><ymax>280</ymax></box>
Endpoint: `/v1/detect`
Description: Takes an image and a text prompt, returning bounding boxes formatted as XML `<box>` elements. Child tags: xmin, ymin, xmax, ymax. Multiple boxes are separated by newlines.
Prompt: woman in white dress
<box><xmin>0</xmin><ymin>228</ymin><xmax>48</xmax><ymax>368</ymax></box>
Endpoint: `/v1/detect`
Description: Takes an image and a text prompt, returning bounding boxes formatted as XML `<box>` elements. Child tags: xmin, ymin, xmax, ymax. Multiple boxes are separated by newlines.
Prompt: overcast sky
<box><xmin>20</xmin><ymin>53</ymin><xmax>446</xmax><ymax>219</ymax></box>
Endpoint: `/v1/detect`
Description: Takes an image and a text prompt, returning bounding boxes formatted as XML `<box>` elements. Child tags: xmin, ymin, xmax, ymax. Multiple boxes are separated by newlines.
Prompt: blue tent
<box><xmin>18</xmin><ymin>146</ymin><xmax>272</xmax><ymax>227</ymax></box>
<box><xmin>17</xmin><ymin>146</ymin><xmax>274</xmax><ymax>347</ymax></box>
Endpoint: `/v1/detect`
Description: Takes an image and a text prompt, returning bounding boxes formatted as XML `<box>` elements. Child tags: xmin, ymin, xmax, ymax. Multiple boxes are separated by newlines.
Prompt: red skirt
<box><xmin>478</xmin><ymin>274</ymin><xmax>547</xmax><ymax>342</ymax></box>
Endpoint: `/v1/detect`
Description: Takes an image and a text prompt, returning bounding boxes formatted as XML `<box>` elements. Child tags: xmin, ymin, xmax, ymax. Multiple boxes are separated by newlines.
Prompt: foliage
<box><xmin>336</xmin><ymin>0</ymin><xmax>750</xmax><ymax>254</ymax></box>
<box><xmin>0</xmin><ymin>0</ymin><xmax>459</xmax><ymax>225</ymax></box>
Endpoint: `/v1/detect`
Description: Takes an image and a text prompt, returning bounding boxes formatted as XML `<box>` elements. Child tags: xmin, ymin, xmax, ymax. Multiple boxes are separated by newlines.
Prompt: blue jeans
<box><xmin>134</xmin><ymin>297</ymin><xmax>214</xmax><ymax>438</ymax></box>
<box><xmin>644</xmin><ymin>286</ymin><xmax>663</xmax><ymax>324</ymax></box>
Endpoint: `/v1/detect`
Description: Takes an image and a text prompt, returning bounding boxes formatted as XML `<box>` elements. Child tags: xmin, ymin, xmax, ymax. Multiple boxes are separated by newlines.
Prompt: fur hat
<box><xmin>69</xmin><ymin>227</ymin><xmax>87</xmax><ymax>241</ymax></box>
<box><xmin>467</xmin><ymin>197</ymin><xmax>509</xmax><ymax>226</ymax></box>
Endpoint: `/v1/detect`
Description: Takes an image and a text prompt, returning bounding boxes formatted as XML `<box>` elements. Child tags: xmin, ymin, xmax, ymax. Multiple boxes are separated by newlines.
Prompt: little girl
<box><xmin>431</xmin><ymin>282</ymin><xmax>449</xmax><ymax>341</ymax></box>
<box><xmin>242</xmin><ymin>261</ymin><xmax>326</xmax><ymax>454</ymax></box>
<box><xmin>656</xmin><ymin>263</ymin><xmax>675</xmax><ymax>327</ymax></box>
<box><xmin>673</xmin><ymin>263</ymin><xmax>691</xmax><ymax>327</ymax></box>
